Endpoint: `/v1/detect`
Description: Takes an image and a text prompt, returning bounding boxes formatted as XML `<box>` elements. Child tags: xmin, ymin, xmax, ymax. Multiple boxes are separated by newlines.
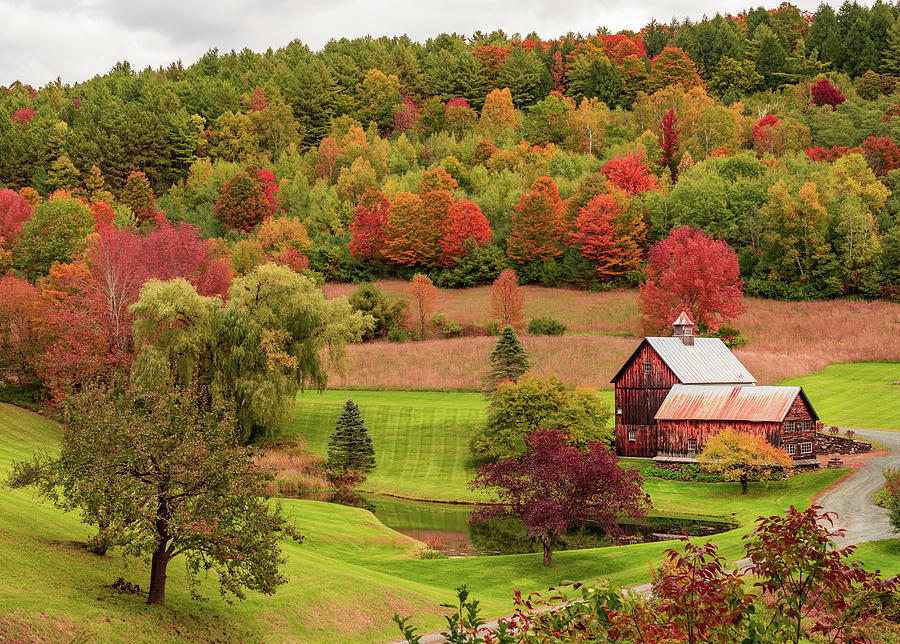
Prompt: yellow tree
<box><xmin>478</xmin><ymin>88</ymin><xmax>518</xmax><ymax>138</ymax></box>
<box><xmin>697</xmin><ymin>430</ymin><xmax>793</xmax><ymax>494</ymax></box>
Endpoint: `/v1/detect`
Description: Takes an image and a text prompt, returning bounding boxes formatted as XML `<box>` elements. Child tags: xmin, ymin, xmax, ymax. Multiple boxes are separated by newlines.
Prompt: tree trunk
<box><xmin>541</xmin><ymin>535</ymin><xmax>556</xmax><ymax>567</ymax></box>
<box><xmin>740</xmin><ymin>474</ymin><xmax>749</xmax><ymax>495</ymax></box>
<box><xmin>147</xmin><ymin>543</ymin><xmax>169</xmax><ymax>605</ymax></box>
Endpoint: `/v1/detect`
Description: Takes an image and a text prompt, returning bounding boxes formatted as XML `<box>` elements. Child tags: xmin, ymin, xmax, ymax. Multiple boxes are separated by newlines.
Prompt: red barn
<box><xmin>611</xmin><ymin>312</ymin><xmax>755</xmax><ymax>457</ymax></box>
<box><xmin>654</xmin><ymin>384</ymin><xmax>819</xmax><ymax>465</ymax></box>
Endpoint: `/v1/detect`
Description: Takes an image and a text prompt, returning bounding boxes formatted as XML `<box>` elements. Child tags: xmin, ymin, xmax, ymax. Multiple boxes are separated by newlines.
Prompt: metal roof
<box><xmin>655</xmin><ymin>384</ymin><xmax>818</xmax><ymax>422</ymax></box>
<box><xmin>646</xmin><ymin>337</ymin><xmax>756</xmax><ymax>384</ymax></box>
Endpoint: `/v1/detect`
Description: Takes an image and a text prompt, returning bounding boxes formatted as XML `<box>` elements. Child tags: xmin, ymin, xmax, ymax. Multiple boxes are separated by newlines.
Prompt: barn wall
<box><xmin>779</xmin><ymin>396</ymin><xmax>818</xmax><ymax>458</ymax></box>
<box><xmin>615</xmin><ymin>425</ymin><xmax>657</xmax><ymax>457</ymax></box>
<box><xmin>656</xmin><ymin>419</ymin><xmax>782</xmax><ymax>457</ymax></box>
<box><xmin>614</xmin><ymin>344</ymin><xmax>680</xmax><ymax>457</ymax></box>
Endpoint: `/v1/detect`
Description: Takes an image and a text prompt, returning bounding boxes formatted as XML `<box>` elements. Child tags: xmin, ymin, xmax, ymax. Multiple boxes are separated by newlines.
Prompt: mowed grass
<box><xmin>780</xmin><ymin>362</ymin><xmax>900</xmax><ymax>430</ymax></box>
<box><xmin>1</xmin><ymin>402</ymin><xmax>846</xmax><ymax>643</ymax></box>
<box><xmin>323</xmin><ymin>283</ymin><xmax>900</xmax><ymax>389</ymax></box>
<box><xmin>290</xmin><ymin>388</ymin><xmax>614</xmax><ymax>502</ymax></box>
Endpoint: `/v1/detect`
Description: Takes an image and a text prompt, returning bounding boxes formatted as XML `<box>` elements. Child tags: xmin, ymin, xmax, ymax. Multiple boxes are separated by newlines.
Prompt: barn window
<box><xmin>687</xmin><ymin>439</ymin><xmax>697</xmax><ymax>456</ymax></box>
<box><xmin>801</xmin><ymin>442</ymin><xmax>813</xmax><ymax>455</ymax></box>
<box><xmin>643</xmin><ymin>362</ymin><xmax>651</xmax><ymax>374</ymax></box>
<box><xmin>786</xmin><ymin>443</ymin><xmax>796</xmax><ymax>456</ymax></box>
<box><xmin>616</xmin><ymin>408</ymin><xmax>623</xmax><ymax>415</ymax></box>
<box><xmin>784</xmin><ymin>422</ymin><xmax>794</xmax><ymax>433</ymax></box>
<box><xmin>802</xmin><ymin>420</ymin><xmax>812</xmax><ymax>431</ymax></box>
<box><xmin>628</xmin><ymin>429</ymin><xmax>637</xmax><ymax>442</ymax></box>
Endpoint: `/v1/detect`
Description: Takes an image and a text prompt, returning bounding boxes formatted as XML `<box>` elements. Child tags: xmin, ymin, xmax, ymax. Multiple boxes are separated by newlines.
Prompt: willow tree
<box><xmin>130</xmin><ymin>263</ymin><xmax>372</xmax><ymax>443</ymax></box>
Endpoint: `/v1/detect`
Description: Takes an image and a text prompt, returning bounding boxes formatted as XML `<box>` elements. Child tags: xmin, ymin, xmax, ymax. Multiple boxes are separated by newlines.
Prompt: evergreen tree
<box><xmin>882</xmin><ymin>20</ymin><xmax>900</xmax><ymax>77</ymax></box>
<box><xmin>327</xmin><ymin>399</ymin><xmax>376</xmax><ymax>473</ymax></box>
<box><xmin>484</xmin><ymin>326</ymin><xmax>530</xmax><ymax>391</ymax></box>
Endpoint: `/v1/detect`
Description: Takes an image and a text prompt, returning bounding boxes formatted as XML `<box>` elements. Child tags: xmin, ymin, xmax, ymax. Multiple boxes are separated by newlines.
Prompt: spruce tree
<box><xmin>326</xmin><ymin>399</ymin><xmax>375</xmax><ymax>473</ymax></box>
<box><xmin>484</xmin><ymin>326</ymin><xmax>530</xmax><ymax>392</ymax></box>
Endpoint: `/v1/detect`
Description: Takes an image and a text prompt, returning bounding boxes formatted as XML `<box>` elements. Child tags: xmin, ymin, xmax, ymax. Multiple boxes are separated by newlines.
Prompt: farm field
<box><xmin>782</xmin><ymin>362</ymin><xmax>900</xmax><ymax>430</ymax></box>
<box><xmin>1</xmin><ymin>399</ymin><xmax>851</xmax><ymax>643</ymax></box>
<box><xmin>323</xmin><ymin>283</ymin><xmax>900</xmax><ymax>390</ymax></box>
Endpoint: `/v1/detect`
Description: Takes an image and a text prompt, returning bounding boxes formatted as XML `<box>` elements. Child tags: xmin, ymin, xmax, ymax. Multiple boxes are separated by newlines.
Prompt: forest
<box><xmin>1</xmin><ymin>0</ymin><xmax>900</xmax><ymax>306</ymax></box>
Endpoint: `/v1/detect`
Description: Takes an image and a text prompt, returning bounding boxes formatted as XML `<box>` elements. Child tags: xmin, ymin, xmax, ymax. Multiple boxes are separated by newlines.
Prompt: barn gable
<box><xmin>611</xmin><ymin>337</ymin><xmax>756</xmax><ymax>386</ymax></box>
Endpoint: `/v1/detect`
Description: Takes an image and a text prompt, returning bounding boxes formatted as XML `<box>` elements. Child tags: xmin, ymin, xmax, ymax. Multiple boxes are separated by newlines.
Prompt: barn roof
<box><xmin>611</xmin><ymin>337</ymin><xmax>757</xmax><ymax>385</ymax></box>
<box><xmin>655</xmin><ymin>384</ymin><xmax>819</xmax><ymax>422</ymax></box>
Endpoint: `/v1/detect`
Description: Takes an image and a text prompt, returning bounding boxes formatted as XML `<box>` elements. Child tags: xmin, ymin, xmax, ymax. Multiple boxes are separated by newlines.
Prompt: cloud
<box><xmin>2</xmin><ymin>0</ymin><xmax>826</xmax><ymax>86</ymax></box>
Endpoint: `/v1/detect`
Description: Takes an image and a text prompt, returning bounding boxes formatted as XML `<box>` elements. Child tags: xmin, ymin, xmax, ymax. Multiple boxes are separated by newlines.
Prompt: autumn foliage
<box><xmin>213</xmin><ymin>169</ymin><xmax>271</xmax><ymax>232</ymax></box>
<box><xmin>0</xmin><ymin>188</ymin><xmax>34</xmax><ymax>246</ymax></box>
<box><xmin>506</xmin><ymin>177</ymin><xmax>565</xmax><ymax>263</ymax></box>
<box><xmin>601</xmin><ymin>152</ymin><xmax>659</xmax><ymax>195</ymax></box>
<box><xmin>640</xmin><ymin>226</ymin><xmax>744</xmax><ymax>334</ymax></box>
<box><xmin>408</xmin><ymin>273</ymin><xmax>437</xmax><ymax>336</ymax></box>
<box><xmin>490</xmin><ymin>269</ymin><xmax>524</xmax><ymax>327</ymax></box>
<box><xmin>571</xmin><ymin>193</ymin><xmax>645</xmax><ymax>281</ymax></box>
<box><xmin>470</xmin><ymin>428</ymin><xmax>648</xmax><ymax>566</ymax></box>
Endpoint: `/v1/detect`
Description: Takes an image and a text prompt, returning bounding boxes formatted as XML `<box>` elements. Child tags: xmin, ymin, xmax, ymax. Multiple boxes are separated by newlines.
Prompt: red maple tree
<box><xmin>0</xmin><ymin>275</ymin><xmax>45</xmax><ymax>386</ymax></box>
<box><xmin>657</xmin><ymin>109</ymin><xmax>680</xmax><ymax>180</ymax></box>
<box><xmin>349</xmin><ymin>189</ymin><xmax>392</xmax><ymax>262</ymax></box>
<box><xmin>601</xmin><ymin>152</ymin><xmax>659</xmax><ymax>195</ymax></box>
<box><xmin>470</xmin><ymin>428</ymin><xmax>648</xmax><ymax>566</ymax></box>
<box><xmin>0</xmin><ymin>188</ymin><xmax>34</xmax><ymax>245</ymax></box>
<box><xmin>810</xmin><ymin>78</ymin><xmax>846</xmax><ymax>109</ymax></box>
<box><xmin>639</xmin><ymin>226</ymin><xmax>744</xmax><ymax>334</ymax></box>
<box><xmin>439</xmin><ymin>199</ymin><xmax>492</xmax><ymax>266</ymax></box>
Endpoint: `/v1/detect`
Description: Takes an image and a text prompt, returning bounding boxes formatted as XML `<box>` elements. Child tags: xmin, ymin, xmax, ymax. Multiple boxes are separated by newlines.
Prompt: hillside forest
<box><xmin>1</xmin><ymin>1</ymin><xmax>900</xmax><ymax>310</ymax></box>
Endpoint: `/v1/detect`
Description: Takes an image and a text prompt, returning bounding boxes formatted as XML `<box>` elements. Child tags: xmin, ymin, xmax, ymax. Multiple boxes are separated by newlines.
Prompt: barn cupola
<box><xmin>672</xmin><ymin>310</ymin><xmax>695</xmax><ymax>346</ymax></box>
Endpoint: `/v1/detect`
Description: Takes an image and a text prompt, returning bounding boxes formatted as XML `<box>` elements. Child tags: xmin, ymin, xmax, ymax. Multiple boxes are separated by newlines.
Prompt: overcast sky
<box><xmin>2</xmin><ymin>0</ymin><xmax>834</xmax><ymax>87</ymax></box>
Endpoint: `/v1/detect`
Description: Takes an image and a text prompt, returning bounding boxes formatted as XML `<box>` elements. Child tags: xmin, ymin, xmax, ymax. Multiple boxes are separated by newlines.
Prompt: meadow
<box><xmin>323</xmin><ymin>282</ymin><xmax>900</xmax><ymax>390</ymax></box>
<box><xmin>0</xmin><ymin>399</ymin><xmax>854</xmax><ymax>643</ymax></box>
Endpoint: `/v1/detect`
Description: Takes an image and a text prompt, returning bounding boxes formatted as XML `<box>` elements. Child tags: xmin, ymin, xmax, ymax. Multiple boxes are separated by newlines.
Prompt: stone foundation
<box><xmin>815</xmin><ymin>432</ymin><xmax>872</xmax><ymax>455</ymax></box>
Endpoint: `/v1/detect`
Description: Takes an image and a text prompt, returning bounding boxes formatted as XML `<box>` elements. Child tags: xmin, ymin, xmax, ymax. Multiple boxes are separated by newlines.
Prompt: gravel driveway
<box><xmin>818</xmin><ymin>428</ymin><xmax>900</xmax><ymax>547</ymax></box>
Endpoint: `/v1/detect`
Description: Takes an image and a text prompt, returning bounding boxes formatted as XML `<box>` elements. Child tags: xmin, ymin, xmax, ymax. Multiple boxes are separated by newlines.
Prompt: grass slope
<box><xmin>781</xmin><ymin>362</ymin><xmax>900</xmax><ymax>430</ymax></box>
<box><xmin>2</xmin><ymin>400</ymin><xmax>845</xmax><ymax>643</ymax></box>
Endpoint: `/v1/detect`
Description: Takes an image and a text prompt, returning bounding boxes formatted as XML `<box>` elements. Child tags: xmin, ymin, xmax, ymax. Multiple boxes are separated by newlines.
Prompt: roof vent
<box><xmin>672</xmin><ymin>310</ymin><xmax>695</xmax><ymax>346</ymax></box>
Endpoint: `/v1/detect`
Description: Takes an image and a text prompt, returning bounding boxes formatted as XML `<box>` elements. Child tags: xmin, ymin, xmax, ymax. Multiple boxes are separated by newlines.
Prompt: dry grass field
<box><xmin>324</xmin><ymin>282</ymin><xmax>900</xmax><ymax>389</ymax></box>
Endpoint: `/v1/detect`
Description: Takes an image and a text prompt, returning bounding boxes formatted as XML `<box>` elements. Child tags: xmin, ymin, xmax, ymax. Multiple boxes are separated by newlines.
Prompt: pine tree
<box><xmin>327</xmin><ymin>399</ymin><xmax>376</xmax><ymax>473</ymax></box>
<box><xmin>484</xmin><ymin>326</ymin><xmax>530</xmax><ymax>391</ymax></box>
<box><xmin>882</xmin><ymin>20</ymin><xmax>900</xmax><ymax>77</ymax></box>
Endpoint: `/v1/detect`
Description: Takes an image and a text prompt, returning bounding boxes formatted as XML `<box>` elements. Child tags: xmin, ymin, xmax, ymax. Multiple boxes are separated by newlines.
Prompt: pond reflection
<box><xmin>314</xmin><ymin>492</ymin><xmax>736</xmax><ymax>557</ymax></box>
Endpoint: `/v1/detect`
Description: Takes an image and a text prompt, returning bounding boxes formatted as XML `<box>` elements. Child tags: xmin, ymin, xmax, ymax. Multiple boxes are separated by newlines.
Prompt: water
<box><xmin>313</xmin><ymin>492</ymin><xmax>736</xmax><ymax>557</ymax></box>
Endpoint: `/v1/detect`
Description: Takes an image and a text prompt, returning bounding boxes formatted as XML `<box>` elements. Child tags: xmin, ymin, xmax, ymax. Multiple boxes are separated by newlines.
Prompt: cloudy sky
<box><xmin>2</xmin><ymin>0</ymin><xmax>828</xmax><ymax>86</ymax></box>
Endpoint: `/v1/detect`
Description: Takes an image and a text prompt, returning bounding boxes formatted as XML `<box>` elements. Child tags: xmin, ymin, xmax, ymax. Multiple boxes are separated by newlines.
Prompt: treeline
<box><xmin>1</xmin><ymin>2</ymin><xmax>900</xmax><ymax>299</ymax></box>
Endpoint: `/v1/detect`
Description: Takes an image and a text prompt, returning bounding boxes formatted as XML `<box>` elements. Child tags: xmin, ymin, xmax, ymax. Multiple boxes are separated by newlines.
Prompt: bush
<box><xmin>386</xmin><ymin>326</ymin><xmax>408</xmax><ymax>343</ymax></box>
<box><xmin>713</xmin><ymin>324</ymin><xmax>747</xmax><ymax>349</ymax></box>
<box><xmin>644</xmin><ymin>464</ymin><xmax>727</xmax><ymax>482</ymax></box>
<box><xmin>430</xmin><ymin>314</ymin><xmax>463</xmax><ymax>338</ymax></box>
<box><xmin>348</xmin><ymin>282</ymin><xmax>407</xmax><ymax>340</ymax></box>
<box><xmin>527</xmin><ymin>316</ymin><xmax>567</xmax><ymax>335</ymax></box>
<box><xmin>484</xmin><ymin>321</ymin><xmax>500</xmax><ymax>336</ymax></box>
<box><xmin>418</xmin><ymin>548</ymin><xmax>447</xmax><ymax>560</ymax></box>
<box><xmin>433</xmin><ymin>243</ymin><xmax>507</xmax><ymax>288</ymax></box>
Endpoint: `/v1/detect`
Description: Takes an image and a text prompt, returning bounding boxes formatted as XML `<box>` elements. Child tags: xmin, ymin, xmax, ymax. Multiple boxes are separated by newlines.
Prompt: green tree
<box><xmin>326</xmin><ymin>399</ymin><xmax>376</xmax><ymax>473</ymax></box>
<box><xmin>882</xmin><ymin>19</ymin><xmax>900</xmax><ymax>77</ymax></box>
<box><xmin>750</xmin><ymin>24</ymin><xmax>788</xmax><ymax>89</ymax></box>
<box><xmin>566</xmin><ymin>55</ymin><xmax>624</xmax><ymax>108</ymax></box>
<box><xmin>496</xmin><ymin>46</ymin><xmax>551</xmax><ymax>108</ymax></box>
<box><xmin>14</xmin><ymin>195</ymin><xmax>93</xmax><ymax>278</ymax></box>
<box><xmin>484</xmin><ymin>325</ymin><xmax>530</xmax><ymax>392</ymax></box>
<box><xmin>9</xmin><ymin>382</ymin><xmax>299</xmax><ymax>606</ymax></box>
<box><xmin>130</xmin><ymin>265</ymin><xmax>373</xmax><ymax>443</ymax></box>
<box><xmin>709</xmin><ymin>57</ymin><xmax>763</xmax><ymax>96</ymax></box>
<box><xmin>472</xmin><ymin>373</ymin><xmax>611</xmax><ymax>459</ymax></box>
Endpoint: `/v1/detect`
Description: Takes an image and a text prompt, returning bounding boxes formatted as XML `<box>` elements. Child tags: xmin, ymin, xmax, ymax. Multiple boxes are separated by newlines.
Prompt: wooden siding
<box><xmin>615</xmin><ymin>343</ymin><xmax>679</xmax><ymax>457</ymax></box>
<box><xmin>657</xmin><ymin>393</ymin><xmax>818</xmax><ymax>459</ymax></box>
<box><xmin>615</xmin><ymin>425</ymin><xmax>657</xmax><ymax>457</ymax></box>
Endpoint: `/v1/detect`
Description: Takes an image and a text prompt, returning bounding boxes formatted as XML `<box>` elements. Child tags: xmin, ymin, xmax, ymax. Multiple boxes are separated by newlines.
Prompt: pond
<box><xmin>310</xmin><ymin>491</ymin><xmax>737</xmax><ymax>557</ymax></box>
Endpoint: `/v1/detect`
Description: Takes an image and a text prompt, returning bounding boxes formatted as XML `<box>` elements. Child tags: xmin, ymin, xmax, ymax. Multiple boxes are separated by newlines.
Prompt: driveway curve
<box><xmin>818</xmin><ymin>428</ymin><xmax>900</xmax><ymax>547</ymax></box>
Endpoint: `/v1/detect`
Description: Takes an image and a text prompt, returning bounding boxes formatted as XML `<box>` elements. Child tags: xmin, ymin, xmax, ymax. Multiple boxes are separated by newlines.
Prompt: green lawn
<box><xmin>290</xmin><ymin>388</ymin><xmax>614</xmax><ymax>502</ymax></box>
<box><xmin>854</xmin><ymin>538</ymin><xmax>900</xmax><ymax>577</ymax></box>
<box><xmin>1</xmin><ymin>400</ymin><xmax>846</xmax><ymax>643</ymax></box>
<box><xmin>781</xmin><ymin>362</ymin><xmax>900</xmax><ymax>430</ymax></box>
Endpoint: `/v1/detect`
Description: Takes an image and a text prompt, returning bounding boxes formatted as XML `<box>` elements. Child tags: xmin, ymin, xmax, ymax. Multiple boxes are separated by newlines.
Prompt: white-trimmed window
<box><xmin>643</xmin><ymin>362</ymin><xmax>652</xmax><ymax>374</ymax></box>
<box><xmin>786</xmin><ymin>443</ymin><xmax>797</xmax><ymax>456</ymax></box>
<box><xmin>687</xmin><ymin>439</ymin><xmax>697</xmax><ymax>456</ymax></box>
<box><xmin>801</xmin><ymin>442</ymin><xmax>813</xmax><ymax>455</ymax></box>
<box><xmin>784</xmin><ymin>422</ymin><xmax>795</xmax><ymax>433</ymax></box>
<box><xmin>628</xmin><ymin>429</ymin><xmax>637</xmax><ymax>442</ymax></box>
<box><xmin>802</xmin><ymin>420</ymin><xmax>812</xmax><ymax>431</ymax></box>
